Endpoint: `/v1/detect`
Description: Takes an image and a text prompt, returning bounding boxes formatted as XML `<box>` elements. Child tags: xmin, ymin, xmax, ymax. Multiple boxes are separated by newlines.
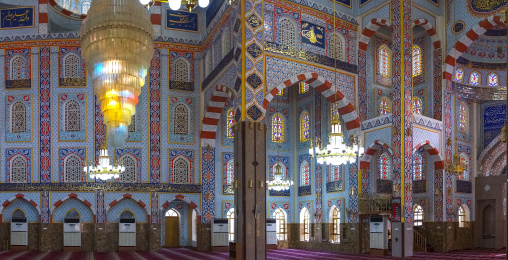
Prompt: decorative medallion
<box><xmin>247</xmin><ymin>105</ymin><xmax>263</xmax><ymax>121</ymax></box>
<box><xmin>246</xmin><ymin>73</ymin><xmax>262</xmax><ymax>89</ymax></box>
<box><xmin>247</xmin><ymin>14</ymin><xmax>261</xmax><ymax>29</ymax></box>
<box><xmin>247</xmin><ymin>43</ymin><xmax>262</xmax><ymax>59</ymax></box>
<box><xmin>468</xmin><ymin>0</ymin><xmax>507</xmax><ymax>17</ymax></box>
<box><xmin>452</xmin><ymin>20</ymin><xmax>465</xmax><ymax>35</ymax></box>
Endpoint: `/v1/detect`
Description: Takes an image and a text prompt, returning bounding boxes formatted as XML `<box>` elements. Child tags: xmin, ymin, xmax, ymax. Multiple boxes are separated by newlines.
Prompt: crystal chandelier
<box><xmin>267</xmin><ymin>160</ymin><xmax>294</xmax><ymax>191</ymax></box>
<box><xmin>139</xmin><ymin>0</ymin><xmax>210</xmax><ymax>11</ymax></box>
<box><xmin>81</xmin><ymin>0</ymin><xmax>154</xmax><ymax>148</ymax></box>
<box><xmin>84</xmin><ymin>145</ymin><xmax>125</xmax><ymax>180</ymax></box>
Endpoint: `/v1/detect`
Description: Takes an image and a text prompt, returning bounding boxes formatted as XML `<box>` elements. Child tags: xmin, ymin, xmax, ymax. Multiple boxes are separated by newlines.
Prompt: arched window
<box><xmin>222</xmin><ymin>27</ymin><xmax>231</xmax><ymax>58</ymax></box>
<box><xmin>279</xmin><ymin>17</ymin><xmax>298</xmax><ymax>49</ymax></box>
<box><xmin>128</xmin><ymin>114</ymin><xmax>136</xmax><ymax>133</ymax></box>
<box><xmin>271</xmin><ymin>113</ymin><xmax>285</xmax><ymax>143</ymax></box>
<box><xmin>412</xmin><ymin>97</ymin><xmax>423</xmax><ymax>115</ymax></box>
<box><xmin>65</xmin><ymin>100</ymin><xmax>81</xmax><ymax>132</ymax></box>
<box><xmin>274</xmin><ymin>208</ymin><xmax>287</xmax><ymax>241</ymax></box>
<box><xmin>329</xmin><ymin>165</ymin><xmax>341</xmax><ymax>182</ymax></box>
<box><xmin>12</xmin><ymin>209</ymin><xmax>26</xmax><ymax>219</ymax></box>
<box><xmin>378</xmin><ymin>152</ymin><xmax>391</xmax><ymax>180</ymax></box>
<box><xmin>458</xmin><ymin>205</ymin><xmax>467</xmax><ymax>227</ymax></box>
<box><xmin>172</xmin><ymin>156</ymin><xmax>191</xmax><ymax>184</ymax></box>
<box><xmin>272</xmin><ymin>161</ymin><xmax>287</xmax><ymax>182</ymax></box>
<box><xmin>65</xmin><ymin>209</ymin><xmax>80</xmax><ymax>220</ymax></box>
<box><xmin>10</xmin><ymin>155</ymin><xmax>27</xmax><ymax>183</ymax></box>
<box><xmin>226</xmin><ymin>108</ymin><xmax>235</xmax><ymax>138</ymax></box>
<box><xmin>166</xmin><ymin>208</ymin><xmax>179</xmax><ymax>217</ymax></box>
<box><xmin>226</xmin><ymin>159</ymin><xmax>234</xmax><ymax>185</ymax></box>
<box><xmin>227</xmin><ymin>208</ymin><xmax>235</xmax><ymax>242</ymax></box>
<box><xmin>469</xmin><ymin>71</ymin><xmax>480</xmax><ymax>85</ymax></box>
<box><xmin>379</xmin><ymin>97</ymin><xmax>391</xmax><ymax>116</ymax></box>
<box><xmin>412</xmin><ymin>45</ymin><xmax>422</xmax><ymax>76</ymax></box>
<box><xmin>330</xmin><ymin>206</ymin><xmax>340</xmax><ymax>243</ymax></box>
<box><xmin>300</xmin><ymin>111</ymin><xmax>310</xmax><ymax>142</ymax></box>
<box><xmin>300</xmin><ymin>207</ymin><xmax>310</xmax><ymax>241</ymax></box>
<box><xmin>378</xmin><ymin>45</ymin><xmax>391</xmax><ymax>77</ymax></box>
<box><xmin>120</xmin><ymin>155</ymin><xmax>136</xmax><ymax>183</ymax></box>
<box><xmin>488</xmin><ymin>72</ymin><xmax>499</xmax><ymax>86</ymax></box>
<box><xmin>459</xmin><ymin>153</ymin><xmax>469</xmax><ymax>180</ymax></box>
<box><xmin>173</xmin><ymin>58</ymin><xmax>190</xmax><ymax>82</ymax></box>
<box><xmin>63</xmin><ymin>53</ymin><xmax>81</xmax><ymax>78</ymax></box>
<box><xmin>64</xmin><ymin>154</ymin><xmax>82</xmax><ymax>183</ymax></box>
<box><xmin>455</xmin><ymin>68</ymin><xmax>464</xmax><ymax>82</ymax></box>
<box><xmin>329</xmin><ymin>33</ymin><xmax>345</xmax><ymax>61</ymax></box>
<box><xmin>10</xmin><ymin>55</ymin><xmax>27</xmax><ymax>80</ymax></box>
<box><xmin>458</xmin><ymin>102</ymin><xmax>468</xmax><ymax>133</ymax></box>
<box><xmin>174</xmin><ymin>103</ymin><xmax>190</xmax><ymax>135</ymax></box>
<box><xmin>300</xmin><ymin>160</ymin><xmax>310</xmax><ymax>187</ymax></box>
<box><xmin>330</xmin><ymin>102</ymin><xmax>340</xmax><ymax>125</ymax></box>
<box><xmin>413</xmin><ymin>152</ymin><xmax>424</xmax><ymax>181</ymax></box>
<box><xmin>82</xmin><ymin>1</ymin><xmax>91</xmax><ymax>14</ymax></box>
<box><xmin>10</xmin><ymin>102</ymin><xmax>26</xmax><ymax>133</ymax></box>
<box><xmin>414</xmin><ymin>205</ymin><xmax>423</xmax><ymax>227</ymax></box>
<box><xmin>120</xmin><ymin>210</ymin><xmax>135</xmax><ymax>220</ymax></box>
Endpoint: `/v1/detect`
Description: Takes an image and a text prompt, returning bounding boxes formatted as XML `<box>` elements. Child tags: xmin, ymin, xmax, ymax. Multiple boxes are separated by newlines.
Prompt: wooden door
<box><xmin>482</xmin><ymin>205</ymin><xmax>496</xmax><ymax>248</ymax></box>
<box><xmin>165</xmin><ymin>217</ymin><xmax>179</xmax><ymax>247</ymax></box>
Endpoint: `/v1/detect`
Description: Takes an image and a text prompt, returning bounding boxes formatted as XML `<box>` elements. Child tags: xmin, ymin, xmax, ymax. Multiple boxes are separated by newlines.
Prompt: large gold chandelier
<box><xmin>81</xmin><ymin>0</ymin><xmax>154</xmax><ymax>148</ymax></box>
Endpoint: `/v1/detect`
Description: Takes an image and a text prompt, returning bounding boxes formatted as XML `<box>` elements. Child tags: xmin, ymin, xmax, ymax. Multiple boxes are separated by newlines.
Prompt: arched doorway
<box><xmin>165</xmin><ymin>209</ymin><xmax>180</xmax><ymax>248</ymax></box>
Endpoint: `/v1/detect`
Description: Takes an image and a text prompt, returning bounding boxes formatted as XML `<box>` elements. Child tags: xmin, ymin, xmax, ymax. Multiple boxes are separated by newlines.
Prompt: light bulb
<box><xmin>169</xmin><ymin>0</ymin><xmax>181</xmax><ymax>10</ymax></box>
<box><xmin>199</xmin><ymin>0</ymin><xmax>210</xmax><ymax>8</ymax></box>
<box><xmin>139</xmin><ymin>0</ymin><xmax>151</xmax><ymax>5</ymax></box>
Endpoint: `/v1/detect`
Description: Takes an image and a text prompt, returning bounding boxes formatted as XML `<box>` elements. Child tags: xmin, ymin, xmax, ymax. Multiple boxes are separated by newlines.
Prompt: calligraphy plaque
<box><xmin>483</xmin><ymin>104</ymin><xmax>506</xmax><ymax>148</ymax></box>
<box><xmin>1</xmin><ymin>7</ymin><xmax>34</xmax><ymax>29</ymax></box>
<box><xmin>468</xmin><ymin>0</ymin><xmax>507</xmax><ymax>17</ymax></box>
<box><xmin>166</xmin><ymin>9</ymin><xmax>199</xmax><ymax>32</ymax></box>
<box><xmin>301</xmin><ymin>22</ymin><xmax>325</xmax><ymax>49</ymax></box>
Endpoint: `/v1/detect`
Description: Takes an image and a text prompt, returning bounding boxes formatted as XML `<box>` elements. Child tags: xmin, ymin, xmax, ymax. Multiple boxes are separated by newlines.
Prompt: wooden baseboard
<box><xmin>119</xmin><ymin>246</ymin><xmax>136</xmax><ymax>252</ymax></box>
<box><xmin>212</xmin><ymin>246</ymin><xmax>229</xmax><ymax>252</ymax></box>
<box><xmin>10</xmin><ymin>245</ymin><xmax>28</xmax><ymax>251</ymax></box>
<box><xmin>64</xmin><ymin>246</ymin><xmax>81</xmax><ymax>252</ymax></box>
<box><xmin>370</xmin><ymin>248</ymin><xmax>388</xmax><ymax>255</ymax></box>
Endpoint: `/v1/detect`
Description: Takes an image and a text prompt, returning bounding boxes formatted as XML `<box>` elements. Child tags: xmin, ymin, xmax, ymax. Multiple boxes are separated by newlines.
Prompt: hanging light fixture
<box><xmin>81</xmin><ymin>0</ymin><xmax>154</xmax><ymax>148</ymax></box>
<box><xmin>84</xmin><ymin>144</ymin><xmax>125</xmax><ymax>180</ymax></box>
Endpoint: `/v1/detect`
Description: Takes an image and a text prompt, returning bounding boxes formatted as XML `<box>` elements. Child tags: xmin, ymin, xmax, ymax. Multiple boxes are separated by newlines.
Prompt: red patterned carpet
<box><xmin>0</xmin><ymin>248</ymin><xmax>504</xmax><ymax>259</ymax></box>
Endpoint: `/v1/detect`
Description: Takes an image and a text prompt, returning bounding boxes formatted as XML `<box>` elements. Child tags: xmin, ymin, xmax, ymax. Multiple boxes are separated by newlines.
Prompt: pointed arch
<box><xmin>200</xmin><ymin>85</ymin><xmax>235</xmax><ymax>147</ymax></box>
<box><xmin>0</xmin><ymin>194</ymin><xmax>39</xmax><ymax>216</ymax></box>
<box><xmin>488</xmin><ymin>72</ymin><xmax>499</xmax><ymax>86</ymax></box>
<box><xmin>171</xmin><ymin>155</ymin><xmax>191</xmax><ymax>184</ymax></box>
<box><xmin>379</xmin><ymin>96</ymin><xmax>391</xmax><ymax>116</ymax></box>
<box><xmin>52</xmin><ymin>198</ymin><xmax>94</xmax><ymax>223</ymax></box>
<box><xmin>300</xmin><ymin>160</ymin><xmax>310</xmax><ymax>187</ymax></box>
<box><xmin>411</xmin><ymin>19</ymin><xmax>441</xmax><ymax>49</ymax></box>
<box><xmin>64</xmin><ymin>99</ymin><xmax>81</xmax><ymax>132</ymax></box>
<box><xmin>274</xmin><ymin>208</ymin><xmax>287</xmax><ymax>241</ymax></box>
<box><xmin>358</xmin><ymin>18</ymin><xmax>391</xmax><ymax>51</ymax></box>
<box><xmin>119</xmin><ymin>153</ymin><xmax>138</xmax><ymax>183</ymax></box>
<box><xmin>300</xmin><ymin>207</ymin><xmax>310</xmax><ymax>241</ymax></box>
<box><xmin>51</xmin><ymin>193</ymin><xmax>93</xmax><ymax>214</ymax></box>
<box><xmin>106</xmin><ymin>193</ymin><xmax>148</xmax><ymax>214</ymax></box>
<box><xmin>329</xmin><ymin>32</ymin><xmax>345</xmax><ymax>61</ymax></box>
<box><xmin>412</xmin><ymin>140</ymin><xmax>445</xmax><ymax>170</ymax></box>
<box><xmin>469</xmin><ymin>71</ymin><xmax>480</xmax><ymax>85</ymax></box>
<box><xmin>173</xmin><ymin>102</ymin><xmax>190</xmax><ymax>135</ymax></box>
<box><xmin>63</xmin><ymin>52</ymin><xmax>81</xmax><ymax>79</ymax></box>
<box><xmin>478</xmin><ymin>132</ymin><xmax>506</xmax><ymax>176</ymax></box>
<box><xmin>161</xmin><ymin>194</ymin><xmax>202</xmax><ymax>224</ymax></box>
<box><xmin>173</xmin><ymin>58</ymin><xmax>190</xmax><ymax>83</ymax></box>
<box><xmin>359</xmin><ymin>140</ymin><xmax>393</xmax><ymax>170</ymax></box>
<box><xmin>271</xmin><ymin>112</ymin><xmax>285</xmax><ymax>143</ymax></box>
<box><xmin>278</xmin><ymin>16</ymin><xmax>298</xmax><ymax>49</ymax></box>
<box><xmin>10</xmin><ymin>55</ymin><xmax>28</xmax><ymax>80</ymax></box>
<box><xmin>64</xmin><ymin>154</ymin><xmax>83</xmax><ymax>183</ymax></box>
<box><xmin>413</xmin><ymin>204</ymin><xmax>423</xmax><ymax>226</ymax></box>
<box><xmin>455</xmin><ymin>68</ymin><xmax>464</xmax><ymax>82</ymax></box>
<box><xmin>10</xmin><ymin>101</ymin><xmax>27</xmax><ymax>133</ymax></box>
<box><xmin>329</xmin><ymin>205</ymin><xmax>341</xmax><ymax>243</ymax></box>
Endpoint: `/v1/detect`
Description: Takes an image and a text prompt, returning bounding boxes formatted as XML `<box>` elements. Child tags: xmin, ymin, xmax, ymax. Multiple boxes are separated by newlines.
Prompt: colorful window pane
<box><xmin>458</xmin><ymin>102</ymin><xmax>468</xmax><ymax>133</ymax></box>
<box><xmin>330</xmin><ymin>102</ymin><xmax>340</xmax><ymax>125</ymax></box>
<box><xmin>300</xmin><ymin>111</ymin><xmax>310</xmax><ymax>142</ymax></box>
<box><xmin>378</xmin><ymin>152</ymin><xmax>391</xmax><ymax>180</ymax></box>
<box><xmin>414</xmin><ymin>205</ymin><xmax>423</xmax><ymax>226</ymax></box>
<box><xmin>412</xmin><ymin>97</ymin><xmax>423</xmax><ymax>115</ymax></box>
<box><xmin>455</xmin><ymin>68</ymin><xmax>464</xmax><ymax>82</ymax></box>
<box><xmin>329</xmin><ymin>165</ymin><xmax>341</xmax><ymax>182</ymax></box>
<box><xmin>299</xmin><ymin>82</ymin><xmax>309</xmax><ymax>94</ymax></box>
<box><xmin>469</xmin><ymin>71</ymin><xmax>480</xmax><ymax>85</ymax></box>
<box><xmin>459</xmin><ymin>153</ymin><xmax>469</xmax><ymax>180</ymax></box>
<box><xmin>300</xmin><ymin>160</ymin><xmax>310</xmax><ymax>187</ymax></box>
<box><xmin>226</xmin><ymin>108</ymin><xmax>235</xmax><ymax>138</ymax></box>
<box><xmin>379</xmin><ymin>97</ymin><xmax>391</xmax><ymax>116</ymax></box>
<box><xmin>379</xmin><ymin>45</ymin><xmax>390</xmax><ymax>77</ymax></box>
<box><xmin>331</xmin><ymin>207</ymin><xmax>340</xmax><ymax>243</ymax></box>
<box><xmin>413</xmin><ymin>152</ymin><xmax>424</xmax><ymax>181</ymax></box>
<box><xmin>412</xmin><ymin>46</ymin><xmax>422</xmax><ymax>76</ymax></box>
<box><xmin>272</xmin><ymin>113</ymin><xmax>285</xmax><ymax>143</ymax></box>
<box><xmin>488</xmin><ymin>73</ymin><xmax>498</xmax><ymax>86</ymax></box>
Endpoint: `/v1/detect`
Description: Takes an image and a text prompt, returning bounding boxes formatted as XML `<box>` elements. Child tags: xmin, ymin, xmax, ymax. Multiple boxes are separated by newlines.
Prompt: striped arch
<box><xmin>359</xmin><ymin>140</ymin><xmax>393</xmax><ymax>170</ymax></box>
<box><xmin>263</xmin><ymin>73</ymin><xmax>360</xmax><ymax>135</ymax></box>
<box><xmin>413</xmin><ymin>141</ymin><xmax>445</xmax><ymax>170</ymax></box>
<box><xmin>161</xmin><ymin>194</ymin><xmax>202</xmax><ymax>224</ymax></box>
<box><xmin>358</xmin><ymin>18</ymin><xmax>391</xmax><ymax>51</ymax></box>
<box><xmin>443</xmin><ymin>15</ymin><xmax>505</xmax><ymax>81</ymax></box>
<box><xmin>412</xmin><ymin>19</ymin><xmax>441</xmax><ymax>49</ymax></box>
<box><xmin>478</xmin><ymin>133</ymin><xmax>506</xmax><ymax>176</ymax></box>
<box><xmin>0</xmin><ymin>194</ymin><xmax>39</xmax><ymax>214</ymax></box>
<box><xmin>107</xmin><ymin>193</ymin><xmax>148</xmax><ymax>214</ymax></box>
<box><xmin>51</xmin><ymin>193</ymin><xmax>94</xmax><ymax>213</ymax></box>
<box><xmin>200</xmin><ymin>85</ymin><xmax>235</xmax><ymax>147</ymax></box>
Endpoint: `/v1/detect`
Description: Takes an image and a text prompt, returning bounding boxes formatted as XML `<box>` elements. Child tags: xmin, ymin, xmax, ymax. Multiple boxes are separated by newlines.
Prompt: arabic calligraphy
<box><xmin>301</xmin><ymin>22</ymin><xmax>325</xmax><ymax>48</ymax></box>
<box><xmin>1</xmin><ymin>7</ymin><xmax>34</xmax><ymax>29</ymax></box>
<box><xmin>167</xmin><ymin>9</ymin><xmax>198</xmax><ymax>32</ymax></box>
<box><xmin>0</xmin><ymin>182</ymin><xmax>202</xmax><ymax>193</ymax></box>
<box><xmin>469</xmin><ymin>0</ymin><xmax>508</xmax><ymax>17</ymax></box>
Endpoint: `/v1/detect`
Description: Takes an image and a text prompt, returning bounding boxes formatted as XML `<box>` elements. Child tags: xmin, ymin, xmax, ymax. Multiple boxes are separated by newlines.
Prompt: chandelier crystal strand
<box><xmin>81</xmin><ymin>0</ymin><xmax>154</xmax><ymax>148</ymax></box>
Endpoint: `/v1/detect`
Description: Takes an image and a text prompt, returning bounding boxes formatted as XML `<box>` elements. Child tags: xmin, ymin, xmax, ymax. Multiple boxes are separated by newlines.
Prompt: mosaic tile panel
<box><xmin>52</xmin><ymin>198</ymin><xmax>94</xmax><ymax>222</ymax></box>
<box><xmin>5</xmin><ymin>94</ymin><xmax>33</xmax><ymax>142</ymax></box>
<box><xmin>2</xmin><ymin>198</ymin><xmax>39</xmax><ymax>222</ymax></box>
<box><xmin>106</xmin><ymin>198</ymin><xmax>148</xmax><ymax>223</ymax></box>
<box><xmin>39</xmin><ymin>47</ymin><xmax>51</xmax><ymax>183</ymax></box>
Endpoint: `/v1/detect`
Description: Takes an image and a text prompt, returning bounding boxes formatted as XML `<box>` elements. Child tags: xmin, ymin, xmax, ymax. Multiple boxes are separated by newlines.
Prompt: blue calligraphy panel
<box><xmin>483</xmin><ymin>104</ymin><xmax>506</xmax><ymax>148</ymax></box>
<box><xmin>166</xmin><ymin>10</ymin><xmax>198</xmax><ymax>32</ymax></box>
<box><xmin>1</xmin><ymin>7</ymin><xmax>34</xmax><ymax>29</ymax></box>
<box><xmin>301</xmin><ymin>22</ymin><xmax>325</xmax><ymax>49</ymax></box>
<box><xmin>469</xmin><ymin>0</ymin><xmax>506</xmax><ymax>17</ymax></box>
<box><xmin>206</xmin><ymin>0</ymin><xmax>225</xmax><ymax>27</ymax></box>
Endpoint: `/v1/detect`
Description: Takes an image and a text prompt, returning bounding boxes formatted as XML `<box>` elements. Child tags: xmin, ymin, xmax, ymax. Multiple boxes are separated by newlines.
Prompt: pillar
<box><xmin>391</xmin><ymin>0</ymin><xmax>413</xmax><ymax>257</ymax></box>
<box><xmin>233</xmin><ymin>121</ymin><xmax>266</xmax><ymax>260</ymax></box>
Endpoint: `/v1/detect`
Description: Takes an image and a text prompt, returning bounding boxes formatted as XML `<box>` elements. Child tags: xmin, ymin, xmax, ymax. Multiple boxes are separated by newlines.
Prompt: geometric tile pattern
<box><xmin>2</xmin><ymin>198</ymin><xmax>39</xmax><ymax>222</ymax></box>
<box><xmin>106</xmin><ymin>197</ymin><xmax>148</xmax><ymax>223</ymax></box>
<box><xmin>39</xmin><ymin>47</ymin><xmax>51</xmax><ymax>183</ymax></box>
<box><xmin>201</xmin><ymin>147</ymin><xmax>215</xmax><ymax>224</ymax></box>
<box><xmin>149</xmin><ymin>50</ymin><xmax>161</xmax><ymax>183</ymax></box>
<box><xmin>52</xmin><ymin>198</ymin><xmax>94</xmax><ymax>223</ymax></box>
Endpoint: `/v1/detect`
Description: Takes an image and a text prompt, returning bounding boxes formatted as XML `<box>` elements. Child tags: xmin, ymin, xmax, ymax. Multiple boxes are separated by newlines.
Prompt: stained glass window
<box><xmin>11</xmin><ymin>56</ymin><xmax>28</xmax><ymax>80</ymax></box>
<box><xmin>274</xmin><ymin>208</ymin><xmax>287</xmax><ymax>241</ymax></box>
<box><xmin>378</xmin><ymin>152</ymin><xmax>391</xmax><ymax>180</ymax></box>
<box><xmin>330</xmin><ymin>102</ymin><xmax>340</xmax><ymax>125</ymax></box>
<box><xmin>272</xmin><ymin>113</ymin><xmax>285</xmax><ymax>143</ymax></box>
<box><xmin>455</xmin><ymin>68</ymin><xmax>464</xmax><ymax>82</ymax></box>
<box><xmin>379</xmin><ymin>45</ymin><xmax>390</xmax><ymax>77</ymax></box>
<box><xmin>300</xmin><ymin>160</ymin><xmax>310</xmax><ymax>187</ymax></box>
<box><xmin>458</xmin><ymin>206</ymin><xmax>466</xmax><ymax>227</ymax></box>
<box><xmin>414</xmin><ymin>205</ymin><xmax>423</xmax><ymax>226</ymax></box>
<box><xmin>279</xmin><ymin>18</ymin><xmax>297</xmax><ymax>49</ymax></box>
<box><xmin>488</xmin><ymin>72</ymin><xmax>498</xmax><ymax>86</ymax></box>
<box><xmin>412</xmin><ymin>97</ymin><xmax>423</xmax><ymax>115</ymax></box>
<box><xmin>469</xmin><ymin>71</ymin><xmax>480</xmax><ymax>85</ymax></box>
<box><xmin>459</xmin><ymin>153</ymin><xmax>469</xmax><ymax>180</ymax></box>
<box><xmin>413</xmin><ymin>152</ymin><xmax>424</xmax><ymax>181</ymax></box>
<box><xmin>173</xmin><ymin>58</ymin><xmax>189</xmax><ymax>82</ymax></box>
<box><xmin>302</xmin><ymin>208</ymin><xmax>310</xmax><ymax>241</ymax></box>
<box><xmin>11</xmin><ymin>102</ymin><xmax>26</xmax><ymax>133</ymax></box>
<box><xmin>299</xmin><ymin>82</ymin><xmax>309</xmax><ymax>94</ymax></box>
<box><xmin>226</xmin><ymin>159</ymin><xmax>234</xmax><ymax>185</ymax></box>
<box><xmin>458</xmin><ymin>102</ymin><xmax>468</xmax><ymax>133</ymax></box>
<box><xmin>412</xmin><ymin>45</ymin><xmax>422</xmax><ymax>76</ymax></box>
<box><xmin>120</xmin><ymin>155</ymin><xmax>136</xmax><ymax>183</ymax></box>
<box><xmin>300</xmin><ymin>111</ymin><xmax>310</xmax><ymax>142</ymax></box>
<box><xmin>174</xmin><ymin>103</ymin><xmax>189</xmax><ymax>135</ymax></box>
<box><xmin>226</xmin><ymin>108</ymin><xmax>235</xmax><ymax>138</ymax></box>
<box><xmin>173</xmin><ymin>157</ymin><xmax>190</xmax><ymax>184</ymax></box>
<box><xmin>329</xmin><ymin>165</ymin><xmax>341</xmax><ymax>182</ymax></box>
<box><xmin>331</xmin><ymin>207</ymin><xmax>340</xmax><ymax>243</ymax></box>
<box><xmin>65</xmin><ymin>100</ymin><xmax>81</xmax><ymax>132</ymax></box>
<box><xmin>227</xmin><ymin>208</ymin><xmax>235</xmax><ymax>242</ymax></box>
<box><xmin>64</xmin><ymin>154</ymin><xmax>82</xmax><ymax>183</ymax></box>
<box><xmin>329</xmin><ymin>33</ymin><xmax>345</xmax><ymax>61</ymax></box>
<box><xmin>379</xmin><ymin>97</ymin><xmax>391</xmax><ymax>116</ymax></box>
<box><xmin>10</xmin><ymin>155</ymin><xmax>27</xmax><ymax>183</ymax></box>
